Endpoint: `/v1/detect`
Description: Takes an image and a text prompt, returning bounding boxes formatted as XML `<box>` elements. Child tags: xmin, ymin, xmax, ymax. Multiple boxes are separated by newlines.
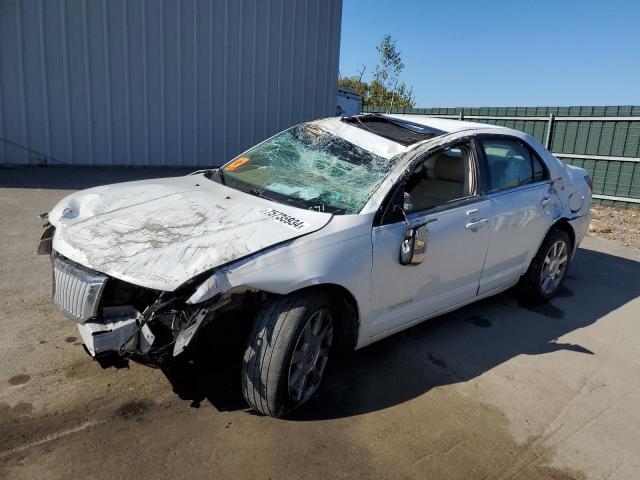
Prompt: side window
<box><xmin>480</xmin><ymin>138</ymin><xmax>544</xmax><ymax>192</ymax></box>
<box><xmin>404</xmin><ymin>143</ymin><xmax>475</xmax><ymax>212</ymax></box>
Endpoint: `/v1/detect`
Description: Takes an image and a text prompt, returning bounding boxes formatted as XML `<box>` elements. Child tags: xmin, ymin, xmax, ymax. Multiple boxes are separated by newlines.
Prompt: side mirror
<box><xmin>400</xmin><ymin>223</ymin><xmax>428</xmax><ymax>265</ymax></box>
<box><xmin>397</xmin><ymin>215</ymin><xmax>437</xmax><ymax>266</ymax></box>
<box><xmin>402</xmin><ymin>191</ymin><xmax>413</xmax><ymax>211</ymax></box>
<box><xmin>391</xmin><ymin>188</ymin><xmax>437</xmax><ymax>265</ymax></box>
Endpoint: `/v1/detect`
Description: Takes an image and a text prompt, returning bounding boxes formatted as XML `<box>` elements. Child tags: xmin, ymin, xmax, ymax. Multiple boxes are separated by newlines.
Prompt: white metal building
<box><xmin>0</xmin><ymin>0</ymin><xmax>343</xmax><ymax>166</ymax></box>
<box><xmin>336</xmin><ymin>86</ymin><xmax>363</xmax><ymax>116</ymax></box>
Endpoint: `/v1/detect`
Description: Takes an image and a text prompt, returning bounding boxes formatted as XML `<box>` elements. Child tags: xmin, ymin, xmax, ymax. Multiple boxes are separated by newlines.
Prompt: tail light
<box><xmin>584</xmin><ymin>175</ymin><xmax>592</xmax><ymax>191</ymax></box>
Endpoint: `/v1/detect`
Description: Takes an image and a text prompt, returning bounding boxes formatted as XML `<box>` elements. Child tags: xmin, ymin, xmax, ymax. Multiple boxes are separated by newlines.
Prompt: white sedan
<box><xmin>39</xmin><ymin>114</ymin><xmax>592</xmax><ymax>417</ymax></box>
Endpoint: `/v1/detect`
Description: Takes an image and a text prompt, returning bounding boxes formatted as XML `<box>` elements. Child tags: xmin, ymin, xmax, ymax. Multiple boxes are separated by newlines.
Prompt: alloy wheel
<box><xmin>287</xmin><ymin>308</ymin><xmax>333</xmax><ymax>404</ymax></box>
<box><xmin>540</xmin><ymin>240</ymin><xmax>569</xmax><ymax>295</ymax></box>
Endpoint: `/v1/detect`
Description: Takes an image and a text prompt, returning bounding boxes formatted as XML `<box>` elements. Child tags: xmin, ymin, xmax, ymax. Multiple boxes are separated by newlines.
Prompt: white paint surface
<box><xmin>50</xmin><ymin>174</ymin><xmax>332</xmax><ymax>291</ymax></box>
<box><xmin>47</xmin><ymin>115</ymin><xmax>592</xmax><ymax>351</ymax></box>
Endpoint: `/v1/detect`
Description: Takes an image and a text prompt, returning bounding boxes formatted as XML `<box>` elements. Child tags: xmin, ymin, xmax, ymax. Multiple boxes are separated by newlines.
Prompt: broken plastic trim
<box><xmin>172</xmin><ymin>296</ymin><xmax>231</xmax><ymax>356</ymax></box>
<box><xmin>37</xmin><ymin>224</ymin><xmax>55</xmax><ymax>255</ymax></box>
<box><xmin>118</xmin><ymin>290</ymin><xmax>184</xmax><ymax>356</ymax></box>
<box><xmin>115</xmin><ymin>267</ymin><xmax>232</xmax><ymax>363</ymax></box>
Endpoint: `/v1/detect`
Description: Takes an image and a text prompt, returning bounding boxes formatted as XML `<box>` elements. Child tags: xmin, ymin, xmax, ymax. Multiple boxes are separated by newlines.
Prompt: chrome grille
<box><xmin>53</xmin><ymin>257</ymin><xmax>108</xmax><ymax>323</ymax></box>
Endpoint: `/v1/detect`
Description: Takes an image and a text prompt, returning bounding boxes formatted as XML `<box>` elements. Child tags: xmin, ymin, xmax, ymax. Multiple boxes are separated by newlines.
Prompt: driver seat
<box><xmin>408</xmin><ymin>151</ymin><xmax>469</xmax><ymax>210</ymax></box>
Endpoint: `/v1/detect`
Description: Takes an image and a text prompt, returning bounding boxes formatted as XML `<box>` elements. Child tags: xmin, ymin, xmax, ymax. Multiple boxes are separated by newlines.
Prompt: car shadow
<box><xmin>161</xmin><ymin>311</ymin><xmax>251</xmax><ymax>412</ymax></box>
<box><xmin>162</xmin><ymin>245</ymin><xmax>640</xmax><ymax>420</ymax></box>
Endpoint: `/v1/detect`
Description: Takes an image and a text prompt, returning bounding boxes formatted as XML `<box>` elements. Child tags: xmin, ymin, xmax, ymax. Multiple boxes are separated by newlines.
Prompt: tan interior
<box><xmin>406</xmin><ymin>148</ymin><xmax>472</xmax><ymax>211</ymax></box>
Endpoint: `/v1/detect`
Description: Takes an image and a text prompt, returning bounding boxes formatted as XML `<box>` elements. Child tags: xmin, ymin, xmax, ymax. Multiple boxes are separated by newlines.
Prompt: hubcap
<box><xmin>540</xmin><ymin>240</ymin><xmax>569</xmax><ymax>294</ymax></box>
<box><xmin>288</xmin><ymin>308</ymin><xmax>333</xmax><ymax>404</ymax></box>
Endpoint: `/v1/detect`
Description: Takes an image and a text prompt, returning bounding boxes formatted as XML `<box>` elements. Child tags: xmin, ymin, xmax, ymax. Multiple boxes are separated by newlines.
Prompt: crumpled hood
<box><xmin>50</xmin><ymin>174</ymin><xmax>333</xmax><ymax>291</ymax></box>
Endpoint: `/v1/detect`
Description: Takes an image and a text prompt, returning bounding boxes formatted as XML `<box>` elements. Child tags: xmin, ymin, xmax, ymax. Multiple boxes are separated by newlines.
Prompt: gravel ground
<box><xmin>589</xmin><ymin>205</ymin><xmax>640</xmax><ymax>250</ymax></box>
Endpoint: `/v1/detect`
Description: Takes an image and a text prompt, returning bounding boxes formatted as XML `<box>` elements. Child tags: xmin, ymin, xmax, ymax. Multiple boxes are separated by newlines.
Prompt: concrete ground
<box><xmin>1</xmin><ymin>167</ymin><xmax>639</xmax><ymax>480</ymax></box>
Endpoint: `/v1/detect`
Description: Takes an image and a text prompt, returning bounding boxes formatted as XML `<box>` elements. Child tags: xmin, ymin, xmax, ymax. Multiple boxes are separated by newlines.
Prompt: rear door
<box><xmin>475</xmin><ymin>135</ymin><xmax>558</xmax><ymax>295</ymax></box>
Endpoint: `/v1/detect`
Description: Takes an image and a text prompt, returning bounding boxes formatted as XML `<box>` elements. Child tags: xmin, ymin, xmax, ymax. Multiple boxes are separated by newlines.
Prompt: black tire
<box><xmin>241</xmin><ymin>292</ymin><xmax>333</xmax><ymax>417</ymax></box>
<box><xmin>519</xmin><ymin>228</ymin><xmax>572</xmax><ymax>302</ymax></box>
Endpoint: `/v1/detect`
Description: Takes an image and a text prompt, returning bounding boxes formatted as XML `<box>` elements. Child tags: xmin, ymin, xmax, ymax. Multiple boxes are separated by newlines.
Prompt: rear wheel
<box><xmin>519</xmin><ymin>228</ymin><xmax>572</xmax><ymax>302</ymax></box>
<box><xmin>241</xmin><ymin>292</ymin><xmax>333</xmax><ymax>417</ymax></box>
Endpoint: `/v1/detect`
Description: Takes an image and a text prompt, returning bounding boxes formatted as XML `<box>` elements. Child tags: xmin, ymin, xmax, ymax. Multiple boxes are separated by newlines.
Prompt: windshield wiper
<box><xmin>247</xmin><ymin>187</ymin><xmax>342</xmax><ymax>214</ymax></box>
<box><xmin>307</xmin><ymin>203</ymin><xmax>344</xmax><ymax>214</ymax></box>
<box><xmin>248</xmin><ymin>187</ymin><xmax>269</xmax><ymax>199</ymax></box>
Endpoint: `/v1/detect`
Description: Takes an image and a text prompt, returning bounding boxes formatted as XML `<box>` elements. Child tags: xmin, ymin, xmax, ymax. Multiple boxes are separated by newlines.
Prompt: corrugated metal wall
<box><xmin>364</xmin><ymin>105</ymin><xmax>640</xmax><ymax>208</ymax></box>
<box><xmin>0</xmin><ymin>0</ymin><xmax>342</xmax><ymax>166</ymax></box>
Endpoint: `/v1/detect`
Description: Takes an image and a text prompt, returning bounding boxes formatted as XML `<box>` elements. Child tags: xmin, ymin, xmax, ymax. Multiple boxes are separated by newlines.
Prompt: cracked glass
<box><xmin>221</xmin><ymin>124</ymin><xmax>397</xmax><ymax>214</ymax></box>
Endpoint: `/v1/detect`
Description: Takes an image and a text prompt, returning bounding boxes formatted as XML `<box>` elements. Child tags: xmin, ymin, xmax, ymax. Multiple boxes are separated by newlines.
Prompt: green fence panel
<box><xmin>630</xmin><ymin>164</ymin><xmax>640</xmax><ymax>198</ymax></box>
<box><xmin>359</xmin><ymin>105</ymin><xmax>640</xmax><ymax>207</ymax></box>
<box><xmin>625</xmin><ymin>124</ymin><xmax>640</xmax><ymax>157</ymax></box>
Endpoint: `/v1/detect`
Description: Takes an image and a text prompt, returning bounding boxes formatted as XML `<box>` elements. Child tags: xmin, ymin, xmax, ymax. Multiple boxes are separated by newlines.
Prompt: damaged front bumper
<box><xmin>47</xmin><ymin>253</ymin><xmax>223</xmax><ymax>367</ymax></box>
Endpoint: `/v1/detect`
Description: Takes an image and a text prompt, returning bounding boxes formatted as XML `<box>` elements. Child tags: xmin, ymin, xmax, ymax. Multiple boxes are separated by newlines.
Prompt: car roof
<box><xmin>381</xmin><ymin>113</ymin><xmax>565</xmax><ymax>176</ymax></box>
<box><xmin>310</xmin><ymin>114</ymin><xmax>530</xmax><ymax>160</ymax></box>
<box><xmin>381</xmin><ymin>113</ymin><xmax>506</xmax><ymax>135</ymax></box>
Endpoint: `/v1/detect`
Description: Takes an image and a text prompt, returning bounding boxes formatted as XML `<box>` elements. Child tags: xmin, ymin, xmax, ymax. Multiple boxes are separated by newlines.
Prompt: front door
<box><xmin>368</xmin><ymin>142</ymin><xmax>491</xmax><ymax>338</ymax></box>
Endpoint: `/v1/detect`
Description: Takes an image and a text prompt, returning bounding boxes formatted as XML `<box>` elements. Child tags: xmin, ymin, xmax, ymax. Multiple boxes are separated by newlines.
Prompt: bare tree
<box><xmin>356</xmin><ymin>64</ymin><xmax>367</xmax><ymax>83</ymax></box>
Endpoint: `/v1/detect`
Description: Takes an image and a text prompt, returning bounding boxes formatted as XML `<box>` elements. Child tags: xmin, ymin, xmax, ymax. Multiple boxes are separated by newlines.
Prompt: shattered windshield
<box><xmin>220</xmin><ymin>124</ymin><xmax>397</xmax><ymax>214</ymax></box>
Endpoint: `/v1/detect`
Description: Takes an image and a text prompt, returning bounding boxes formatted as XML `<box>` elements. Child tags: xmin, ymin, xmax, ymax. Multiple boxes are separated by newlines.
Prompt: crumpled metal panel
<box><xmin>50</xmin><ymin>174</ymin><xmax>332</xmax><ymax>291</ymax></box>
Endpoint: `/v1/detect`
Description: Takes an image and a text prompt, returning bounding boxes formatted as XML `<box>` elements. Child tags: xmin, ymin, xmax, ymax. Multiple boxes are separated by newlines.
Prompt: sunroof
<box><xmin>341</xmin><ymin>114</ymin><xmax>445</xmax><ymax>147</ymax></box>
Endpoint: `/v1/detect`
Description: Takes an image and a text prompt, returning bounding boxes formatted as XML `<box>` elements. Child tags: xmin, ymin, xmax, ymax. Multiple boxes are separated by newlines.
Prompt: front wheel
<box><xmin>519</xmin><ymin>228</ymin><xmax>572</xmax><ymax>302</ymax></box>
<box><xmin>241</xmin><ymin>292</ymin><xmax>333</xmax><ymax>417</ymax></box>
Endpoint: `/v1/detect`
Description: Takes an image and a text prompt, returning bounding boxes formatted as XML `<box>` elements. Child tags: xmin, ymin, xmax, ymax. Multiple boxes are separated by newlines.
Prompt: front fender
<box><xmin>186</xmin><ymin>214</ymin><xmax>375</xmax><ymax>323</ymax></box>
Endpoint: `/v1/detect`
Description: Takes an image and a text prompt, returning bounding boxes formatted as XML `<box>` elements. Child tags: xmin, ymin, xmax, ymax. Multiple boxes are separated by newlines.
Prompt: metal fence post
<box><xmin>544</xmin><ymin>113</ymin><xmax>555</xmax><ymax>149</ymax></box>
<box><xmin>458</xmin><ymin>112</ymin><xmax>464</xmax><ymax>121</ymax></box>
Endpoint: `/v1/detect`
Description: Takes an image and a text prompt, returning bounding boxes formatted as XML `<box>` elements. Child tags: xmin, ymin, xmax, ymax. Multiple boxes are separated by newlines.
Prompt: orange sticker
<box><xmin>225</xmin><ymin>157</ymin><xmax>249</xmax><ymax>171</ymax></box>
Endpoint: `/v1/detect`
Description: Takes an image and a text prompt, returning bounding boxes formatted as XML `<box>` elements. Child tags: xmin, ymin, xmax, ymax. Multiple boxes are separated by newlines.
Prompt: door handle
<box><xmin>465</xmin><ymin>218</ymin><xmax>488</xmax><ymax>230</ymax></box>
<box><xmin>540</xmin><ymin>197</ymin><xmax>554</xmax><ymax>208</ymax></box>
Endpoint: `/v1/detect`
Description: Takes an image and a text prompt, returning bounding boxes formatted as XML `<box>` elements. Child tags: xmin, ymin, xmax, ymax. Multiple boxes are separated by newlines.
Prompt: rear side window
<box><xmin>533</xmin><ymin>154</ymin><xmax>546</xmax><ymax>182</ymax></box>
<box><xmin>479</xmin><ymin>138</ymin><xmax>547</xmax><ymax>192</ymax></box>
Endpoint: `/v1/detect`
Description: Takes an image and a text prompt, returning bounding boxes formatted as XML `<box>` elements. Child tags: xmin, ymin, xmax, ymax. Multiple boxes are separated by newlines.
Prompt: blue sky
<box><xmin>339</xmin><ymin>0</ymin><xmax>640</xmax><ymax>107</ymax></box>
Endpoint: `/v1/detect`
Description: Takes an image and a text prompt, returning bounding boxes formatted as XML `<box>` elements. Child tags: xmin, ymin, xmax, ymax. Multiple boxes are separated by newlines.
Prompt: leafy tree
<box><xmin>369</xmin><ymin>79</ymin><xmax>414</xmax><ymax>109</ymax></box>
<box><xmin>370</xmin><ymin>35</ymin><xmax>414</xmax><ymax>109</ymax></box>
<box><xmin>372</xmin><ymin>36</ymin><xmax>403</xmax><ymax>97</ymax></box>
<box><xmin>338</xmin><ymin>35</ymin><xmax>414</xmax><ymax>110</ymax></box>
